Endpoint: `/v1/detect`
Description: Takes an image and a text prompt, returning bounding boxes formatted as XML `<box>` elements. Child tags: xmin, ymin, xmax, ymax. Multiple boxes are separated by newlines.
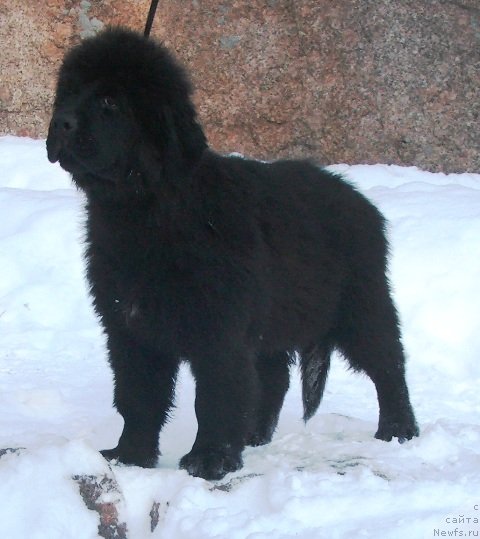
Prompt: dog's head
<box><xmin>47</xmin><ymin>27</ymin><xmax>207</xmax><ymax>194</ymax></box>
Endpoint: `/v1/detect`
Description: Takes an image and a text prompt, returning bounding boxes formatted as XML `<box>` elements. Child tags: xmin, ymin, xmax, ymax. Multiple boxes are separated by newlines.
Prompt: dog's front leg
<box><xmin>180</xmin><ymin>351</ymin><xmax>259</xmax><ymax>480</ymax></box>
<box><xmin>101</xmin><ymin>329</ymin><xmax>179</xmax><ymax>468</ymax></box>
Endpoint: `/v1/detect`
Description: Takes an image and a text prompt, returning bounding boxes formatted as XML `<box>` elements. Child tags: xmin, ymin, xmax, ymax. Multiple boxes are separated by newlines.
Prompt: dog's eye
<box><xmin>101</xmin><ymin>96</ymin><xmax>118</xmax><ymax>110</ymax></box>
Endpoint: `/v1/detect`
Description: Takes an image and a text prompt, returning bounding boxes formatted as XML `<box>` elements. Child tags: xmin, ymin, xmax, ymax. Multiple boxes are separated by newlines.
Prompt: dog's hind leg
<box><xmin>336</xmin><ymin>278</ymin><xmax>419</xmax><ymax>443</ymax></box>
<box><xmin>246</xmin><ymin>351</ymin><xmax>291</xmax><ymax>447</ymax></box>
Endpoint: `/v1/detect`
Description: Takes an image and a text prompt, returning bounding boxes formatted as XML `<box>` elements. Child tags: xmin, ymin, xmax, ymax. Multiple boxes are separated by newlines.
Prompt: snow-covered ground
<box><xmin>0</xmin><ymin>135</ymin><xmax>479</xmax><ymax>538</ymax></box>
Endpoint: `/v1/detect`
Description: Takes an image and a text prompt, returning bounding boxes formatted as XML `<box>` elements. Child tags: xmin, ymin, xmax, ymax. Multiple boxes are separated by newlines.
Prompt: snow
<box><xmin>1</xmin><ymin>135</ymin><xmax>479</xmax><ymax>538</ymax></box>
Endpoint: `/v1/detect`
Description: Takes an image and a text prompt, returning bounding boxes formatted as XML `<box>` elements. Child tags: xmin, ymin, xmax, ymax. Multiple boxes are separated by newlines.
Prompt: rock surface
<box><xmin>1</xmin><ymin>0</ymin><xmax>479</xmax><ymax>172</ymax></box>
<box><xmin>74</xmin><ymin>474</ymin><xmax>128</xmax><ymax>539</ymax></box>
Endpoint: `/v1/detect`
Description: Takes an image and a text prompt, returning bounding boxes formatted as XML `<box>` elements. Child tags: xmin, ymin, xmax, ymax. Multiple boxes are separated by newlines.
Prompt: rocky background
<box><xmin>1</xmin><ymin>0</ymin><xmax>479</xmax><ymax>173</ymax></box>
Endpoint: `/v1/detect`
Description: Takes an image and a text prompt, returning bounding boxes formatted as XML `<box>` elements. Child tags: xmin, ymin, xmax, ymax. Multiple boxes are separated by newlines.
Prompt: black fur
<box><xmin>47</xmin><ymin>27</ymin><xmax>418</xmax><ymax>480</ymax></box>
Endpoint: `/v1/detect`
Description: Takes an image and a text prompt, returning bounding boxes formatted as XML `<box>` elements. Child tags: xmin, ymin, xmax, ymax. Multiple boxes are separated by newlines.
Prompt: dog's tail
<box><xmin>300</xmin><ymin>346</ymin><xmax>331</xmax><ymax>422</ymax></box>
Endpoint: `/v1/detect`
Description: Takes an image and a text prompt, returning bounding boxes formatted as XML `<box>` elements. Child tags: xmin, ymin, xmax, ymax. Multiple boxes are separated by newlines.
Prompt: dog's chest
<box><xmin>86</xmin><ymin>198</ymin><xmax>262</xmax><ymax>352</ymax></box>
<box><xmin>88</xmin><ymin>213</ymin><xmax>211</xmax><ymax>336</ymax></box>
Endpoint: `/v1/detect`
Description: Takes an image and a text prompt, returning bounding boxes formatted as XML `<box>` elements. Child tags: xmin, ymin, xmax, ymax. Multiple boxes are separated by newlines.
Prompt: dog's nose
<box><xmin>51</xmin><ymin>111</ymin><xmax>78</xmax><ymax>135</ymax></box>
<box><xmin>47</xmin><ymin>110</ymin><xmax>78</xmax><ymax>163</ymax></box>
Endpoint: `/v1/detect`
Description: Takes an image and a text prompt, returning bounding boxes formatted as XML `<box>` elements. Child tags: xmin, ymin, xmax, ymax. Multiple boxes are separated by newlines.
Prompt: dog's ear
<box><xmin>158</xmin><ymin>103</ymin><xmax>207</xmax><ymax>180</ymax></box>
<box><xmin>136</xmin><ymin>95</ymin><xmax>207</xmax><ymax>187</ymax></box>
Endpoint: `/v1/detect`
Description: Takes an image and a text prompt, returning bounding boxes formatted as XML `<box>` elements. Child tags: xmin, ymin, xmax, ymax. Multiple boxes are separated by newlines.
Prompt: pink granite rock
<box><xmin>1</xmin><ymin>0</ymin><xmax>478</xmax><ymax>172</ymax></box>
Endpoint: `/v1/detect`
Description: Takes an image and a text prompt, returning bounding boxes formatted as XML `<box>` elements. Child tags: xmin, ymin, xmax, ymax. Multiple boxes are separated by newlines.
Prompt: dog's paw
<box><xmin>375</xmin><ymin>416</ymin><xmax>419</xmax><ymax>443</ymax></box>
<box><xmin>246</xmin><ymin>432</ymin><xmax>273</xmax><ymax>447</ymax></box>
<box><xmin>179</xmin><ymin>446</ymin><xmax>243</xmax><ymax>480</ymax></box>
<box><xmin>101</xmin><ymin>446</ymin><xmax>158</xmax><ymax>468</ymax></box>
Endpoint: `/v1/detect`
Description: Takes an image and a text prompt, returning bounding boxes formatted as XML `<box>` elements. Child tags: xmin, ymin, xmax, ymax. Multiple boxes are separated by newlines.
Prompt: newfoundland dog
<box><xmin>46</xmin><ymin>27</ymin><xmax>418</xmax><ymax>480</ymax></box>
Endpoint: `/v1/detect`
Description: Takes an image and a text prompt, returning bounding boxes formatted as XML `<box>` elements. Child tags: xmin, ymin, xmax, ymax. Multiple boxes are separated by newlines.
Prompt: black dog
<box><xmin>47</xmin><ymin>27</ymin><xmax>418</xmax><ymax>480</ymax></box>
